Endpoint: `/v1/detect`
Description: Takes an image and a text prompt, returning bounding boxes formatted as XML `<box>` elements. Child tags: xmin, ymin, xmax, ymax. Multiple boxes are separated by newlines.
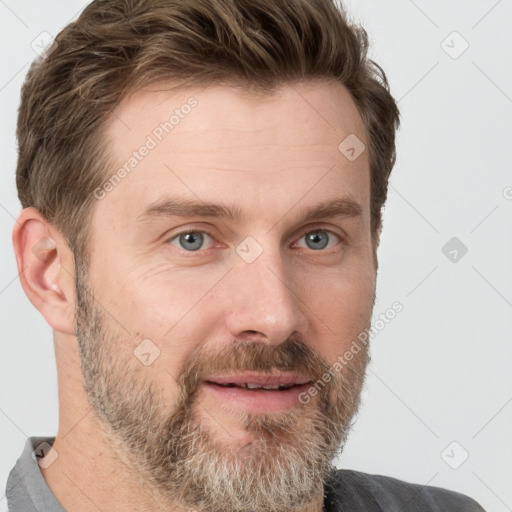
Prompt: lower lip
<box><xmin>201</xmin><ymin>381</ymin><xmax>312</xmax><ymax>413</ymax></box>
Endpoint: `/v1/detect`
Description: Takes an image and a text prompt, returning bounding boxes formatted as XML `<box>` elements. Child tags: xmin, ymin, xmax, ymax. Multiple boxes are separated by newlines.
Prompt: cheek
<box><xmin>100</xmin><ymin>262</ymin><xmax>205</xmax><ymax>322</ymax></box>
<box><xmin>302</xmin><ymin>269</ymin><xmax>375</xmax><ymax>359</ymax></box>
<box><xmin>101</xmin><ymin>266</ymin><xmax>227</xmax><ymax>363</ymax></box>
<box><xmin>303</xmin><ymin>258</ymin><xmax>374</xmax><ymax>312</ymax></box>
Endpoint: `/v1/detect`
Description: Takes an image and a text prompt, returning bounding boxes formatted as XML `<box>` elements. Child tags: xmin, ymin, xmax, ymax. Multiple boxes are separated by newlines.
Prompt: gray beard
<box><xmin>74</xmin><ymin>261</ymin><xmax>370</xmax><ymax>512</ymax></box>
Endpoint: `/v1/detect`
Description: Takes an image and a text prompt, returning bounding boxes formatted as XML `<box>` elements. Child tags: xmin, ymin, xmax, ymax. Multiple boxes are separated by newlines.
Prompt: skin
<box><xmin>13</xmin><ymin>79</ymin><xmax>377</xmax><ymax>512</ymax></box>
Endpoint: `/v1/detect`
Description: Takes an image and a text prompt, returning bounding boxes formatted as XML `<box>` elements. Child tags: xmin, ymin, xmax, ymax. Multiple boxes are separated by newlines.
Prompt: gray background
<box><xmin>1</xmin><ymin>1</ymin><xmax>511</xmax><ymax>510</ymax></box>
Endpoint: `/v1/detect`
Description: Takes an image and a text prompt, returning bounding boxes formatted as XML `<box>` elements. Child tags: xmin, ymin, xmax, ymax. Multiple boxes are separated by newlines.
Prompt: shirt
<box><xmin>4</xmin><ymin>436</ymin><xmax>486</xmax><ymax>511</ymax></box>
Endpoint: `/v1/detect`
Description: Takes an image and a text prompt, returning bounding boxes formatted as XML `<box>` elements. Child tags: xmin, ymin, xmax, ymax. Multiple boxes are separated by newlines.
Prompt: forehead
<box><xmin>109</xmin><ymin>79</ymin><xmax>366</xmax><ymax>149</ymax></box>
<box><xmin>97</xmin><ymin>80</ymin><xmax>369</xmax><ymax>226</ymax></box>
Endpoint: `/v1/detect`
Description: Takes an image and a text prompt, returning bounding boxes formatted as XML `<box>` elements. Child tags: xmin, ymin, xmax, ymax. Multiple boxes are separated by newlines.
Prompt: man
<box><xmin>6</xmin><ymin>0</ymin><xmax>485</xmax><ymax>511</ymax></box>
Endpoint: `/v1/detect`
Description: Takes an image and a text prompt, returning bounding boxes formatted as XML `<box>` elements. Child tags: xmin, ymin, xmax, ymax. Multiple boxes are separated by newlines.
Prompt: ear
<box><xmin>12</xmin><ymin>207</ymin><xmax>76</xmax><ymax>335</ymax></box>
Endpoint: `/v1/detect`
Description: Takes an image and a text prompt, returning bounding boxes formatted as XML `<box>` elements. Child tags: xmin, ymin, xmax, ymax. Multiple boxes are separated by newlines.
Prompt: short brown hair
<box><xmin>16</xmin><ymin>0</ymin><xmax>399</xmax><ymax>264</ymax></box>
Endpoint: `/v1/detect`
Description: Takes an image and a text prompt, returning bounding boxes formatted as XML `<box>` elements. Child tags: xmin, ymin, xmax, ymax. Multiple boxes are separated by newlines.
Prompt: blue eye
<box><xmin>168</xmin><ymin>231</ymin><xmax>214</xmax><ymax>252</ymax></box>
<box><xmin>167</xmin><ymin>228</ymin><xmax>341</xmax><ymax>255</ymax></box>
<box><xmin>296</xmin><ymin>229</ymin><xmax>341</xmax><ymax>251</ymax></box>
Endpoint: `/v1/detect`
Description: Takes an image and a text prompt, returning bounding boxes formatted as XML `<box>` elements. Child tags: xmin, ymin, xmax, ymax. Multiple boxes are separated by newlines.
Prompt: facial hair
<box><xmin>74</xmin><ymin>259</ymin><xmax>371</xmax><ymax>512</ymax></box>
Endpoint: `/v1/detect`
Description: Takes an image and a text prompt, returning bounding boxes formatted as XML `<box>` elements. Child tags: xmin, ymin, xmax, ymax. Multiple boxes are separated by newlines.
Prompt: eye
<box><xmin>166</xmin><ymin>227</ymin><xmax>342</xmax><ymax>255</ymax></box>
<box><xmin>295</xmin><ymin>229</ymin><xmax>342</xmax><ymax>251</ymax></box>
<box><xmin>168</xmin><ymin>231</ymin><xmax>214</xmax><ymax>252</ymax></box>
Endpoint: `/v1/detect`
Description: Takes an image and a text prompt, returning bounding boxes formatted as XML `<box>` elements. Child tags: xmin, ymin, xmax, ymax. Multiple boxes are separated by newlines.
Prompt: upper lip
<box><xmin>203</xmin><ymin>372</ymin><xmax>312</xmax><ymax>387</ymax></box>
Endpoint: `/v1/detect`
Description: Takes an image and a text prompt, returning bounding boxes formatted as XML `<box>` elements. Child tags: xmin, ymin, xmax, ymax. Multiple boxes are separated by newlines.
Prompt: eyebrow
<box><xmin>136</xmin><ymin>196</ymin><xmax>363</xmax><ymax>225</ymax></box>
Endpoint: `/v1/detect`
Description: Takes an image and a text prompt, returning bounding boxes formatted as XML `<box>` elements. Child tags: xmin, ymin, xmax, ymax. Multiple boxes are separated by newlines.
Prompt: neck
<box><xmin>41</xmin><ymin>418</ymin><xmax>326</xmax><ymax>512</ymax></box>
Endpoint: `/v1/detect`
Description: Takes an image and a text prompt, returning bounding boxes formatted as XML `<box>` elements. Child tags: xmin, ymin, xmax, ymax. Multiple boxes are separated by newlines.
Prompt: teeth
<box><xmin>244</xmin><ymin>383</ymin><xmax>293</xmax><ymax>390</ymax></box>
<box><xmin>214</xmin><ymin>382</ymin><xmax>294</xmax><ymax>389</ymax></box>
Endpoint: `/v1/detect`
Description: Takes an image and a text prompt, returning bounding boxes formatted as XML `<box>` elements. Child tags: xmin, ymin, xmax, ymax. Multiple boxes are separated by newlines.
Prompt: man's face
<box><xmin>75</xmin><ymin>80</ymin><xmax>376</xmax><ymax>512</ymax></box>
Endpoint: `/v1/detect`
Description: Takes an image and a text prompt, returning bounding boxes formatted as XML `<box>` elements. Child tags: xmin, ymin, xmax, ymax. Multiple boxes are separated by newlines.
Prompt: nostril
<box><xmin>236</xmin><ymin>330</ymin><xmax>265</xmax><ymax>342</ymax></box>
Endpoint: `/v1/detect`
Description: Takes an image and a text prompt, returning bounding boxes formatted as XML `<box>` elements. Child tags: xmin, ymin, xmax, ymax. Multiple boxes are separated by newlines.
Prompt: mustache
<box><xmin>175</xmin><ymin>336</ymin><xmax>334</xmax><ymax>401</ymax></box>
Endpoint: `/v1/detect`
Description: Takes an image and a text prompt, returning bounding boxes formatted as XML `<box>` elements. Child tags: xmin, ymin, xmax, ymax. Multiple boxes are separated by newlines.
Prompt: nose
<box><xmin>223</xmin><ymin>244</ymin><xmax>308</xmax><ymax>345</ymax></box>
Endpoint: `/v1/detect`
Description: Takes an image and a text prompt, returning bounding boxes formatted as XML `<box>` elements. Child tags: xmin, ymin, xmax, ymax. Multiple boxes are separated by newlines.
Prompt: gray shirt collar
<box><xmin>6</xmin><ymin>436</ymin><xmax>65</xmax><ymax>512</ymax></box>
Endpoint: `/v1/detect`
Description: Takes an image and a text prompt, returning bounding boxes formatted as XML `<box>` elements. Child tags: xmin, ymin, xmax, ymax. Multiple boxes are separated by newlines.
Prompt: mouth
<box><xmin>201</xmin><ymin>372</ymin><xmax>313</xmax><ymax>413</ymax></box>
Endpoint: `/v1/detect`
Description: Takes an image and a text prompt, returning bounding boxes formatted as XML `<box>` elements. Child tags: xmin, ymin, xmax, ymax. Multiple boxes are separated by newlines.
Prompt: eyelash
<box><xmin>166</xmin><ymin>227</ymin><xmax>344</xmax><ymax>257</ymax></box>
